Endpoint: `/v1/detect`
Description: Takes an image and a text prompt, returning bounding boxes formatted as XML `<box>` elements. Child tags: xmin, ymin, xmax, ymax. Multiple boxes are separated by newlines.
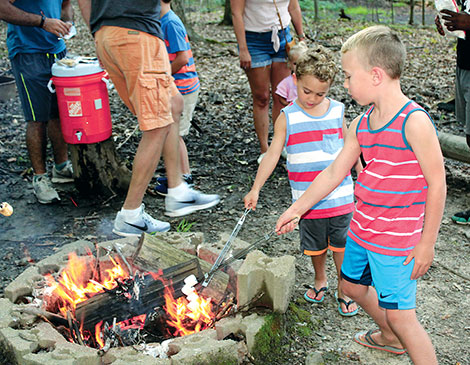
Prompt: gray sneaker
<box><xmin>113</xmin><ymin>204</ymin><xmax>171</xmax><ymax>237</ymax></box>
<box><xmin>165</xmin><ymin>189</ymin><xmax>220</xmax><ymax>217</ymax></box>
<box><xmin>33</xmin><ymin>175</ymin><xmax>60</xmax><ymax>204</ymax></box>
<box><xmin>52</xmin><ymin>160</ymin><xmax>74</xmax><ymax>183</ymax></box>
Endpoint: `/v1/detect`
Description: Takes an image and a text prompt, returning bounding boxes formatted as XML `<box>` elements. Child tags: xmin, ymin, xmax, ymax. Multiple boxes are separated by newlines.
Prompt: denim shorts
<box><xmin>245</xmin><ymin>27</ymin><xmax>292</xmax><ymax>68</ymax></box>
<box><xmin>341</xmin><ymin>237</ymin><xmax>417</xmax><ymax>310</ymax></box>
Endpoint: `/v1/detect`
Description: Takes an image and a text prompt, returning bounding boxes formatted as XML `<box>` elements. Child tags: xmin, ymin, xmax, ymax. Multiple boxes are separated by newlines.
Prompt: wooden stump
<box><xmin>69</xmin><ymin>138</ymin><xmax>131</xmax><ymax>197</ymax></box>
<box><xmin>438</xmin><ymin>132</ymin><xmax>470</xmax><ymax>164</ymax></box>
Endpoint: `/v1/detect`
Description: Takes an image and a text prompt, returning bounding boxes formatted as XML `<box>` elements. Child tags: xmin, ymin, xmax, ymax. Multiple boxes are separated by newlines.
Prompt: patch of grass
<box><xmin>176</xmin><ymin>218</ymin><xmax>195</xmax><ymax>232</ymax></box>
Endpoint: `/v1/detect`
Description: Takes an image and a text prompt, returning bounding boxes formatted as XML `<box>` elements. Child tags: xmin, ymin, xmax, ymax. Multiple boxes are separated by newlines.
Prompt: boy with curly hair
<box><xmin>245</xmin><ymin>45</ymin><xmax>361</xmax><ymax>316</ymax></box>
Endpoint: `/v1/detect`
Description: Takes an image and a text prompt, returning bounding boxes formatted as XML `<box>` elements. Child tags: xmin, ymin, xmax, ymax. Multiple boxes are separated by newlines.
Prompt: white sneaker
<box><xmin>52</xmin><ymin>160</ymin><xmax>74</xmax><ymax>183</ymax></box>
<box><xmin>33</xmin><ymin>175</ymin><xmax>60</xmax><ymax>204</ymax></box>
<box><xmin>112</xmin><ymin>204</ymin><xmax>171</xmax><ymax>237</ymax></box>
<box><xmin>165</xmin><ymin>189</ymin><xmax>220</xmax><ymax>217</ymax></box>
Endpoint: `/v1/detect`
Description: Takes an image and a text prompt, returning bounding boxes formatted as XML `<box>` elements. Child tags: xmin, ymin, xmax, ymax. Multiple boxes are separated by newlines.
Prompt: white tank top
<box><xmin>243</xmin><ymin>0</ymin><xmax>291</xmax><ymax>32</ymax></box>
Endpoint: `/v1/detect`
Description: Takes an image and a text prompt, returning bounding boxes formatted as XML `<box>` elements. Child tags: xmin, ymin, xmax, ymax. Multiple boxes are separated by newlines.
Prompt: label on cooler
<box><xmin>94</xmin><ymin>98</ymin><xmax>102</xmax><ymax>110</ymax></box>
<box><xmin>67</xmin><ymin>101</ymin><xmax>83</xmax><ymax>117</ymax></box>
<box><xmin>63</xmin><ymin>87</ymin><xmax>81</xmax><ymax>96</ymax></box>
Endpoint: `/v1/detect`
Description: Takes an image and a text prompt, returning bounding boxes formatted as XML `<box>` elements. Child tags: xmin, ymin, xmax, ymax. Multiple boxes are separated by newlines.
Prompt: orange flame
<box><xmin>44</xmin><ymin>252</ymin><xmax>215</xmax><ymax>348</ymax></box>
<box><xmin>44</xmin><ymin>251</ymin><xmax>128</xmax><ymax>316</ymax></box>
<box><xmin>162</xmin><ymin>280</ymin><xmax>215</xmax><ymax>337</ymax></box>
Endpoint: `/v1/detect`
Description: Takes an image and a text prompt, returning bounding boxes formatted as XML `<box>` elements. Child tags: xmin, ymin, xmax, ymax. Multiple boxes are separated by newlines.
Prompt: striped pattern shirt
<box><xmin>349</xmin><ymin>101</ymin><xmax>432</xmax><ymax>256</ymax></box>
<box><xmin>161</xmin><ymin>10</ymin><xmax>199</xmax><ymax>95</ymax></box>
<box><xmin>284</xmin><ymin>99</ymin><xmax>355</xmax><ymax>219</ymax></box>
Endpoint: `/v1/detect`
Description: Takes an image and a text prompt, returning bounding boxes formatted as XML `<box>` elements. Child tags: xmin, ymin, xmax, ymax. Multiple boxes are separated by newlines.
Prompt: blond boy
<box><xmin>276</xmin><ymin>26</ymin><xmax>446</xmax><ymax>364</ymax></box>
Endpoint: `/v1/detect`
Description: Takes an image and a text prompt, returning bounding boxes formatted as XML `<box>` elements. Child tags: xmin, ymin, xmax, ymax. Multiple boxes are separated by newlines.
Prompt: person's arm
<box><xmin>276</xmin><ymin>116</ymin><xmax>362</xmax><ymax>234</ymax></box>
<box><xmin>171</xmin><ymin>50</ymin><xmax>190</xmax><ymax>75</ymax></box>
<box><xmin>0</xmin><ymin>0</ymin><xmax>71</xmax><ymax>36</ymax></box>
<box><xmin>342</xmin><ymin>118</ymin><xmax>363</xmax><ymax>174</ymax></box>
<box><xmin>230</xmin><ymin>0</ymin><xmax>251</xmax><ymax>69</ymax></box>
<box><xmin>288</xmin><ymin>0</ymin><xmax>305</xmax><ymax>41</ymax></box>
<box><xmin>61</xmin><ymin>0</ymin><xmax>74</xmax><ymax>23</ymax></box>
<box><xmin>77</xmin><ymin>0</ymin><xmax>91</xmax><ymax>28</ymax></box>
<box><xmin>402</xmin><ymin>112</ymin><xmax>446</xmax><ymax>280</ymax></box>
<box><xmin>244</xmin><ymin>113</ymin><xmax>287</xmax><ymax>210</ymax></box>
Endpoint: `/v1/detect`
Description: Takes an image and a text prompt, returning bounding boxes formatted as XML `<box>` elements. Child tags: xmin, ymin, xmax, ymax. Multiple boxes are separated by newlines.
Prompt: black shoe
<box><xmin>154</xmin><ymin>174</ymin><xmax>194</xmax><ymax>196</ymax></box>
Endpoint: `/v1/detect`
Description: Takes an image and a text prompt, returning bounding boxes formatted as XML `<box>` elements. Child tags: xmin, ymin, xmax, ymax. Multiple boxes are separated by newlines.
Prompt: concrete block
<box><xmin>237</xmin><ymin>250</ymin><xmax>295</xmax><ymax>313</ymax></box>
<box><xmin>216</xmin><ymin>313</ymin><xmax>267</xmax><ymax>353</ymax></box>
<box><xmin>0</xmin><ymin>298</ymin><xmax>15</xmax><ymax>327</ymax></box>
<box><xmin>0</xmin><ymin>327</ymin><xmax>37</xmax><ymax>360</ymax></box>
<box><xmin>4</xmin><ymin>266</ymin><xmax>41</xmax><ymax>303</ymax></box>
<box><xmin>169</xmin><ymin>329</ymin><xmax>238</xmax><ymax>364</ymax></box>
<box><xmin>31</xmin><ymin>322</ymin><xmax>69</xmax><ymax>348</ymax></box>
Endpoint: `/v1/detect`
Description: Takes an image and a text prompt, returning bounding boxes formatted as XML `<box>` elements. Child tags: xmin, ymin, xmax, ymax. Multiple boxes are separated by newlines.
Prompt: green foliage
<box><xmin>176</xmin><ymin>218</ymin><xmax>195</xmax><ymax>232</ymax></box>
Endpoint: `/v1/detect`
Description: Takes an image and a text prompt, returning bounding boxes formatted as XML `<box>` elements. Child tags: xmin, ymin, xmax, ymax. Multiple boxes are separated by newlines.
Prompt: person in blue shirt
<box><xmin>0</xmin><ymin>0</ymin><xmax>74</xmax><ymax>204</ymax></box>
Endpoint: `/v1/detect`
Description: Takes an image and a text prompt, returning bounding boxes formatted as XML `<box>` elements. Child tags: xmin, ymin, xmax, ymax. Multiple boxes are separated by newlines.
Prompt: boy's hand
<box><xmin>275</xmin><ymin>209</ymin><xmax>300</xmax><ymax>235</ymax></box>
<box><xmin>243</xmin><ymin>190</ymin><xmax>259</xmax><ymax>210</ymax></box>
<box><xmin>403</xmin><ymin>243</ymin><xmax>435</xmax><ymax>280</ymax></box>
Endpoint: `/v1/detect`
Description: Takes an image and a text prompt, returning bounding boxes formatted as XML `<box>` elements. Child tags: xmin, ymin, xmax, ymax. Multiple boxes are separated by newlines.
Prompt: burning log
<box><xmin>75</xmin><ymin>258</ymin><xmax>202</xmax><ymax>331</ymax></box>
<box><xmin>132</xmin><ymin>233</ymin><xmax>230</xmax><ymax>302</ymax></box>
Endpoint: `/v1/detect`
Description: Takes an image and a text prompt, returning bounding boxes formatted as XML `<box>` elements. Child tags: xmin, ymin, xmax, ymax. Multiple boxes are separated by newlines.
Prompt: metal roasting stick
<box><xmin>202</xmin><ymin>208</ymin><xmax>251</xmax><ymax>287</ymax></box>
<box><xmin>218</xmin><ymin>216</ymin><xmax>300</xmax><ymax>269</ymax></box>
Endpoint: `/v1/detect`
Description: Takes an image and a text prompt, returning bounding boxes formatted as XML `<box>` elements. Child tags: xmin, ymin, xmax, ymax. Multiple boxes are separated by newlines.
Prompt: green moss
<box><xmin>190</xmin><ymin>349</ymin><xmax>238</xmax><ymax>365</ymax></box>
<box><xmin>251</xmin><ymin>313</ymin><xmax>284</xmax><ymax>363</ymax></box>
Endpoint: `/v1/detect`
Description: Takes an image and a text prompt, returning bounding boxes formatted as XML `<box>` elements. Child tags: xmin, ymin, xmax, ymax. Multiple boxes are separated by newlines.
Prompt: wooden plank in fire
<box><xmin>132</xmin><ymin>233</ymin><xmax>230</xmax><ymax>302</ymax></box>
<box><xmin>75</xmin><ymin>258</ymin><xmax>201</xmax><ymax>331</ymax></box>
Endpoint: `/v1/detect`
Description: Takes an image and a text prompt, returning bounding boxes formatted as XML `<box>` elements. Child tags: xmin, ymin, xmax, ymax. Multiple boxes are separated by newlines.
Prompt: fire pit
<box><xmin>0</xmin><ymin>232</ymin><xmax>296</xmax><ymax>364</ymax></box>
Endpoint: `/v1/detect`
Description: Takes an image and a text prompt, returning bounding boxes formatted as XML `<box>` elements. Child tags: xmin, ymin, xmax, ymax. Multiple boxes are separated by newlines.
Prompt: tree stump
<box><xmin>438</xmin><ymin>132</ymin><xmax>470</xmax><ymax>164</ymax></box>
<box><xmin>69</xmin><ymin>138</ymin><xmax>131</xmax><ymax>197</ymax></box>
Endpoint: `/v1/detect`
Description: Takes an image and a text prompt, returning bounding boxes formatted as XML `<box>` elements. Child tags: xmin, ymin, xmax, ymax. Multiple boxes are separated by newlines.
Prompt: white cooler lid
<box><xmin>52</xmin><ymin>59</ymin><xmax>103</xmax><ymax>77</ymax></box>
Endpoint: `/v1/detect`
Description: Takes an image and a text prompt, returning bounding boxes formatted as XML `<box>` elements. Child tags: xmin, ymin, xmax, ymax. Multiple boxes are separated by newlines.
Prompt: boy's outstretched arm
<box><xmin>403</xmin><ymin>112</ymin><xmax>446</xmax><ymax>280</ymax></box>
<box><xmin>244</xmin><ymin>114</ymin><xmax>287</xmax><ymax>210</ymax></box>
<box><xmin>276</xmin><ymin>116</ymin><xmax>362</xmax><ymax>234</ymax></box>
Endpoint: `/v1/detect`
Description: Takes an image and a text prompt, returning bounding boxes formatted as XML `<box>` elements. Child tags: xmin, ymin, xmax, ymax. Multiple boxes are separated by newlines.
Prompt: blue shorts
<box><xmin>10</xmin><ymin>50</ymin><xmax>66</xmax><ymax>122</ymax></box>
<box><xmin>245</xmin><ymin>27</ymin><xmax>292</xmax><ymax>68</ymax></box>
<box><xmin>341</xmin><ymin>237</ymin><xmax>417</xmax><ymax>310</ymax></box>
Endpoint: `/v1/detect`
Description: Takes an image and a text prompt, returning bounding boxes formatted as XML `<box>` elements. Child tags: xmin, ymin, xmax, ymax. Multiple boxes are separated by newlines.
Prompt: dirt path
<box><xmin>1</xmin><ymin>10</ymin><xmax>469</xmax><ymax>365</ymax></box>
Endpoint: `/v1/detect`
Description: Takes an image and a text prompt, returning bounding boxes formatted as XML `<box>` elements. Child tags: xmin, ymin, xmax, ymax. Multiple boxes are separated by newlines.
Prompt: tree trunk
<box><xmin>220</xmin><ymin>0</ymin><xmax>233</xmax><ymax>26</ymax></box>
<box><xmin>390</xmin><ymin>0</ymin><xmax>394</xmax><ymax>24</ymax></box>
<box><xmin>314</xmin><ymin>0</ymin><xmax>319</xmax><ymax>22</ymax></box>
<box><xmin>421</xmin><ymin>0</ymin><xmax>425</xmax><ymax>25</ymax></box>
<box><xmin>69</xmin><ymin>138</ymin><xmax>131</xmax><ymax>197</ymax></box>
<box><xmin>438</xmin><ymin>132</ymin><xmax>470</xmax><ymax>163</ymax></box>
<box><xmin>171</xmin><ymin>0</ymin><xmax>201</xmax><ymax>42</ymax></box>
<box><xmin>409</xmin><ymin>0</ymin><xmax>415</xmax><ymax>25</ymax></box>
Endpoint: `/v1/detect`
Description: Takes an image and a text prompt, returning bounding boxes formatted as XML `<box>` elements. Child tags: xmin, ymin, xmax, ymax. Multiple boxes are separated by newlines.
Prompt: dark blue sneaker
<box><xmin>154</xmin><ymin>174</ymin><xmax>194</xmax><ymax>196</ymax></box>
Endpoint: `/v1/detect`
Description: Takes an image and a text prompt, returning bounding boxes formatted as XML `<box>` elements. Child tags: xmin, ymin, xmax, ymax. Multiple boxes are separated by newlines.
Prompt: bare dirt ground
<box><xmin>0</xmin><ymin>7</ymin><xmax>469</xmax><ymax>365</ymax></box>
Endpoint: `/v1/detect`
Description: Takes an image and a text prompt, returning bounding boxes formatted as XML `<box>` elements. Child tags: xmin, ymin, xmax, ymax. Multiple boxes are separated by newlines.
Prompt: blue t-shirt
<box><xmin>7</xmin><ymin>0</ymin><xmax>66</xmax><ymax>59</ymax></box>
<box><xmin>160</xmin><ymin>10</ymin><xmax>199</xmax><ymax>95</ymax></box>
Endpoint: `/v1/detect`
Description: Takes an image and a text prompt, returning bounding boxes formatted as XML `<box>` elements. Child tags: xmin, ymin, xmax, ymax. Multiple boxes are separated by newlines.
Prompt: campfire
<box><xmin>39</xmin><ymin>244</ymin><xmax>220</xmax><ymax>352</ymax></box>
<box><xmin>1</xmin><ymin>231</ymin><xmax>296</xmax><ymax>363</ymax></box>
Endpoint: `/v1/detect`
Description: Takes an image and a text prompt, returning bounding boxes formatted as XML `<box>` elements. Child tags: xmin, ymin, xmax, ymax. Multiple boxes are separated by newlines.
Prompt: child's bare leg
<box><xmin>342</xmin><ymin>280</ymin><xmax>403</xmax><ymax>348</ymax></box>
<box><xmin>386</xmin><ymin>309</ymin><xmax>437</xmax><ymax>364</ymax></box>
<box><xmin>332</xmin><ymin>251</ymin><xmax>357</xmax><ymax>314</ymax></box>
<box><xmin>306</xmin><ymin>252</ymin><xmax>328</xmax><ymax>300</ymax></box>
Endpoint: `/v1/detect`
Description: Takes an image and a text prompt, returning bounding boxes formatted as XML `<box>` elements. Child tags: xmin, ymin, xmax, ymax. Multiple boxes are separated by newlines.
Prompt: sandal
<box><xmin>354</xmin><ymin>329</ymin><xmax>406</xmax><ymax>355</ymax></box>
<box><xmin>303</xmin><ymin>284</ymin><xmax>328</xmax><ymax>303</ymax></box>
<box><xmin>335</xmin><ymin>292</ymin><xmax>358</xmax><ymax>317</ymax></box>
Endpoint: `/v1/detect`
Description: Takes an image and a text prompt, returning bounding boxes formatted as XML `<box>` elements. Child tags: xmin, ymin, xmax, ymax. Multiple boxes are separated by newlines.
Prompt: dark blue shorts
<box><xmin>10</xmin><ymin>50</ymin><xmax>66</xmax><ymax>122</ymax></box>
<box><xmin>245</xmin><ymin>27</ymin><xmax>292</xmax><ymax>68</ymax></box>
<box><xmin>341</xmin><ymin>237</ymin><xmax>417</xmax><ymax>310</ymax></box>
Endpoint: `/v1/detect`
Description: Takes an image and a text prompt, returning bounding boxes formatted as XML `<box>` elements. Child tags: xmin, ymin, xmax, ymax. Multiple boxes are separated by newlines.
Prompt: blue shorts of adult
<box><xmin>245</xmin><ymin>27</ymin><xmax>292</xmax><ymax>68</ymax></box>
<box><xmin>10</xmin><ymin>50</ymin><xmax>66</xmax><ymax>122</ymax></box>
<box><xmin>341</xmin><ymin>237</ymin><xmax>417</xmax><ymax>310</ymax></box>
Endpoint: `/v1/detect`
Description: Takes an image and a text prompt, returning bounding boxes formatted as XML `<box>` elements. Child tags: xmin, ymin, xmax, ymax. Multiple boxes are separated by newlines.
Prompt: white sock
<box><xmin>167</xmin><ymin>182</ymin><xmax>191</xmax><ymax>200</ymax></box>
<box><xmin>120</xmin><ymin>205</ymin><xmax>141</xmax><ymax>221</ymax></box>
